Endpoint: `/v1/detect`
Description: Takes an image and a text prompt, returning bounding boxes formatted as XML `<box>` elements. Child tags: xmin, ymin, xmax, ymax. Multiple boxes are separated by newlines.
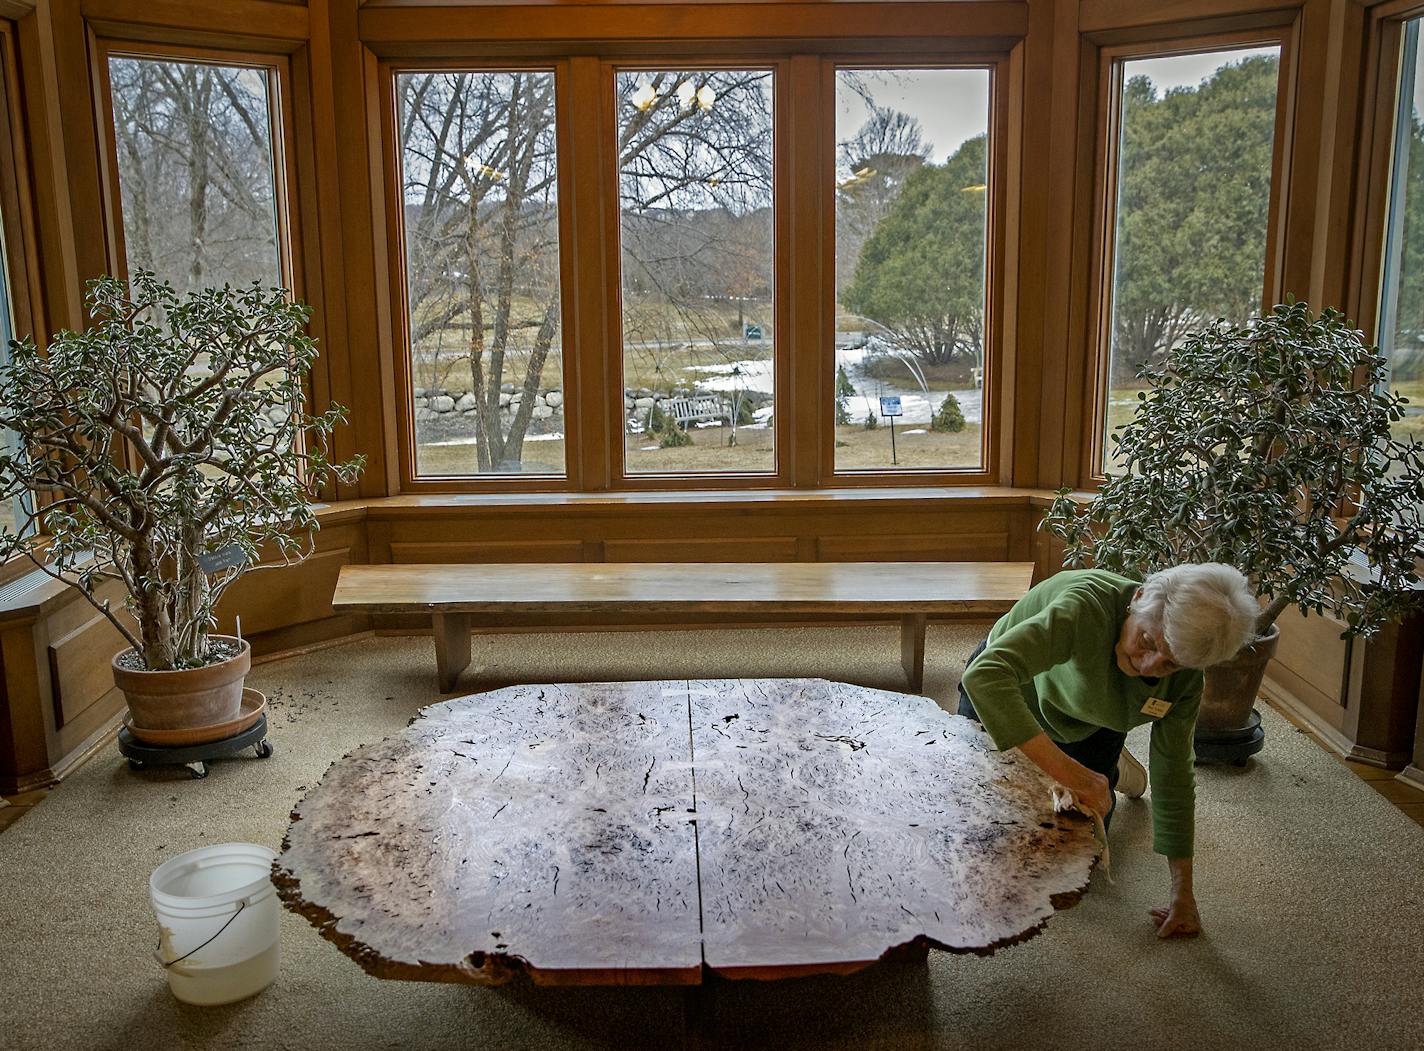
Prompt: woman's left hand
<box><xmin>1149</xmin><ymin>895</ymin><xmax>1202</xmax><ymax>938</ymax></box>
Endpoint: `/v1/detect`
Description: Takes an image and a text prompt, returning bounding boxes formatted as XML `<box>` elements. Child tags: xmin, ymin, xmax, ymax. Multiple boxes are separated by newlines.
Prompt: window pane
<box><xmin>0</xmin><ymin>213</ymin><xmax>21</xmax><ymax>535</ymax></box>
<box><xmin>1102</xmin><ymin>47</ymin><xmax>1281</xmax><ymax>471</ymax></box>
<box><xmin>108</xmin><ymin>57</ymin><xmax>281</xmax><ymax>290</ymax></box>
<box><xmin>1379</xmin><ymin>19</ymin><xmax>1424</xmax><ymax>460</ymax></box>
<box><xmin>397</xmin><ymin>72</ymin><xmax>565</xmax><ymax>478</ymax></box>
<box><xmin>835</xmin><ymin>69</ymin><xmax>989</xmax><ymax>472</ymax></box>
<box><xmin>618</xmin><ymin>70</ymin><xmax>774</xmax><ymax>475</ymax></box>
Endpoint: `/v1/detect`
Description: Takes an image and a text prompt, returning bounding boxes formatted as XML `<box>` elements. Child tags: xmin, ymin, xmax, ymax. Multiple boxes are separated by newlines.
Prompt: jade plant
<box><xmin>0</xmin><ymin>272</ymin><xmax>364</xmax><ymax>670</ymax></box>
<box><xmin>1042</xmin><ymin>300</ymin><xmax>1424</xmax><ymax>641</ymax></box>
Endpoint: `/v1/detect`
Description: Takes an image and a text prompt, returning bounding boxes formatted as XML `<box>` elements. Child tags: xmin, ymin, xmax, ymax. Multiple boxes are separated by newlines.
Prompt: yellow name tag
<box><xmin>1141</xmin><ymin>698</ymin><xmax>1173</xmax><ymax>718</ymax></box>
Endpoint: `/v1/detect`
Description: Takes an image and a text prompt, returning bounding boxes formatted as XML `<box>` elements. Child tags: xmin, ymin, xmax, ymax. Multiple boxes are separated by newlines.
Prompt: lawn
<box><xmin>408</xmin><ymin>300</ymin><xmax>774</xmax><ymax>397</ymax></box>
<box><xmin>414</xmin><ymin>421</ymin><xmax>983</xmax><ymax>477</ymax></box>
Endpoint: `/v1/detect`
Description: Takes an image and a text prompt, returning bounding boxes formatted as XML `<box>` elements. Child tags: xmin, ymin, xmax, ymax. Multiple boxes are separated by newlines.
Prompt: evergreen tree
<box><xmin>842</xmin><ymin>134</ymin><xmax>987</xmax><ymax>366</ymax></box>
<box><xmin>931</xmin><ymin>392</ymin><xmax>966</xmax><ymax>433</ymax></box>
<box><xmin>835</xmin><ymin>365</ymin><xmax>856</xmax><ymax>425</ymax></box>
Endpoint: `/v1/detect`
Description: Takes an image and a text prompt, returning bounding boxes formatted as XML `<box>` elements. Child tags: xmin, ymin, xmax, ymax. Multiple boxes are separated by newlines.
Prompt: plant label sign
<box><xmin>198</xmin><ymin>544</ymin><xmax>247</xmax><ymax>575</ymax></box>
<box><xmin>879</xmin><ymin>396</ymin><xmax>903</xmax><ymax>418</ymax></box>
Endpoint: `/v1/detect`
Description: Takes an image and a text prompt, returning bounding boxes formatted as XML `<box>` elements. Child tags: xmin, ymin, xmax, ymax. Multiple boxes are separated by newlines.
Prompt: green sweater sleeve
<box><xmin>1147</xmin><ymin>672</ymin><xmax>1202</xmax><ymax>858</ymax></box>
<box><xmin>959</xmin><ymin>591</ymin><xmax>1109</xmax><ymax>752</ymax></box>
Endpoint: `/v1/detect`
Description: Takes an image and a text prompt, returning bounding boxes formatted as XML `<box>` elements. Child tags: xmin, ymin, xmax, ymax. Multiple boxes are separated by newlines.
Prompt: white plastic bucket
<box><xmin>149</xmin><ymin>842</ymin><xmax>281</xmax><ymax>1005</ymax></box>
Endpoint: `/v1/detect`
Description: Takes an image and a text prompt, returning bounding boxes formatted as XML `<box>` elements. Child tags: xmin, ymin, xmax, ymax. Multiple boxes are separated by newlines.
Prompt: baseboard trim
<box><xmin>1398</xmin><ymin>765</ymin><xmax>1424</xmax><ymax>793</ymax></box>
<box><xmin>1258</xmin><ymin>677</ymin><xmax>1356</xmax><ymax>759</ymax></box>
<box><xmin>250</xmin><ymin>629</ymin><xmax>376</xmax><ymax>666</ymax></box>
<box><xmin>1</xmin><ymin>707</ymin><xmax>125</xmax><ymax>795</ymax></box>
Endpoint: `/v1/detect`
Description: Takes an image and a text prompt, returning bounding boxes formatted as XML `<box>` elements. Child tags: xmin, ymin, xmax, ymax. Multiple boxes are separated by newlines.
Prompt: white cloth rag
<box><xmin>1051</xmin><ymin>784</ymin><xmax>1112</xmax><ymax>882</ymax></box>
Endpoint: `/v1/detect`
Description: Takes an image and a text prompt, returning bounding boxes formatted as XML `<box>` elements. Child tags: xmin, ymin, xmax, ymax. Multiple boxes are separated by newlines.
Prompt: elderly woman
<box><xmin>958</xmin><ymin>563</ymin><xmax>1258</xmax><ymax>939</ymax></box>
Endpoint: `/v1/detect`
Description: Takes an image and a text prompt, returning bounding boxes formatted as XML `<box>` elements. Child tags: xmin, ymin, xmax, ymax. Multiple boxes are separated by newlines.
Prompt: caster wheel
<box><xmin>128</xmin><ymin>758</ymin><xmax>146</xmax><ymax>771</ymax></box>
<box><xmin>187</xmin><ymin>761</ymin><xmax>209</xmax><ymax>780</ymax></box>
<box><xmin>254</xmin><ymin>739</ymin><xmax>274</xmax><ymax>759</ymax></box>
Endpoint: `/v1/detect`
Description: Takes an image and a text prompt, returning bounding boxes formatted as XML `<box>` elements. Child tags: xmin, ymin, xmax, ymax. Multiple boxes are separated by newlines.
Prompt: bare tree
<box><xmin>399</xmin><ymin>68</ymin><xmax>775</xmax><ymax>472</ymax></box>
<box><xmin>108</xmin><ymin>57</ymin><xmax>280</xmax><ymax>291</ymax></box>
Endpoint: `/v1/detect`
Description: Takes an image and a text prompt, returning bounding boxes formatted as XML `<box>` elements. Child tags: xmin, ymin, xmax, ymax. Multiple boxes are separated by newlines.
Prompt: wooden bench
<box><xmin>332</xmin><ymin>561</ymin><xmax>1033</xmax><ymax>693</ymax></box>
<box><xmin>662</xmin><ymin>395</ymin><xmax>726</xmax><ymax>429</ymax></box>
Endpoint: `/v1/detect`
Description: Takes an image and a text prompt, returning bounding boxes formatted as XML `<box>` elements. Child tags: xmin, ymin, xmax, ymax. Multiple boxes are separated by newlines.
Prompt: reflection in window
<box><xmin>0</xmin><ymin>213</ymin><xmax>21</xmax><ymax>535</ymax></box>
<box><xmin>835</xmin><ymin>69</ymin><xmax>990</xmax><ymax>472</ymax></box>
<box><xmin>396</xmin><ymin>71</ymin><xmax>564</xmax><ymax>478</ymax></box>
<box><xmin>1101</xmin><ymin>47</ymin><xmax>1280</xmax><ymax>470</ymax></box>
<box><xmin>1379</xmin><ymin>20</ymin><xmax>1424</xmax><ymax>457</ymax></box>
<box><xmin>108</xmin><ymin>57</ymin><xmax>281</xmax><ymax>290</ymax></box>
<box><xmin>618</xmin><ymin>70</ymin><xmax>774</xmax><ymax>475</ymax></box>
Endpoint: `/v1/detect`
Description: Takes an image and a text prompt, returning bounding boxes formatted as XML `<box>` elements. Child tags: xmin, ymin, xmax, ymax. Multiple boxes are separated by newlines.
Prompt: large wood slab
<box><xmin>331</xmin><ymin>561</ymin><xmax>1035</xmax><ymax>615</ymax></box>
<box><xmin>274</xmin><ymin>682</ymin><xmax>703</xmax><ymax>985</ymax></box>
<box><xmin>275</xmin><ymin>678</ymin><xmax>1100</xmax><ymax>986</ymax></box>
<box><xmin>689</xmin><ymin>679</ymin><xmax>1099</xmax><ymax>977</ymax></box>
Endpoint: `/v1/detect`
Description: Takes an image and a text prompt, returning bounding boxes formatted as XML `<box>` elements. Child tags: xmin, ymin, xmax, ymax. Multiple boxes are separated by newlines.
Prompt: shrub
<box><xmin>659</xmin><ymin>425</ymin><xmax>693</xmax><ymax>448</ymax></box>
<box><xmin>931</xmin><ymin>392</ymin><xmax>966</xmax><ymax>433</ymax></box>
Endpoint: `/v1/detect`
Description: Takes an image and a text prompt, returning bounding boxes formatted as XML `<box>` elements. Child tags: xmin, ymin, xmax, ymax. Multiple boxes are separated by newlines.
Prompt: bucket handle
<box><xmin>154</xmin><ymin>899</ymin><xmax>247</xmax><ymax>970</ymax></box>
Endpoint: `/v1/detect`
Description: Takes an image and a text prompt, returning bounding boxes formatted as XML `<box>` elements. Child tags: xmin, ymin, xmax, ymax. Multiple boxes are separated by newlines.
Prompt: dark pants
<box><xmin>958</xmin><ymin>639</ymin><xmax>1125</xmax><ymax>826</ymax></box>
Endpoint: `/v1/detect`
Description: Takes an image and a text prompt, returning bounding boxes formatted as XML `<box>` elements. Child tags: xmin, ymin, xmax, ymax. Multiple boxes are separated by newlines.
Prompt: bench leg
<box><xmin>901</xmin><ymin>614</ymin><xmax>927</xmax><ymax>694</ymax></box>
<box><xmin>433</xmin><ymin>613</ymin><xmax>472</xmax><ymax>693</ymax></box>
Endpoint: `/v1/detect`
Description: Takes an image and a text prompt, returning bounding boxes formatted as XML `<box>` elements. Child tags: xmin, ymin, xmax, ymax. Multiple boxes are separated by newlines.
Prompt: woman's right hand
<box><xmin>1019</xmin><ymin>733</ymin><xmax>1113</xmax><ymax>816</ymax></box>
<box><xmin>1066</xmin><ymin>766</ymin><xmax>1112</xmax><ymax>818</ymax></box>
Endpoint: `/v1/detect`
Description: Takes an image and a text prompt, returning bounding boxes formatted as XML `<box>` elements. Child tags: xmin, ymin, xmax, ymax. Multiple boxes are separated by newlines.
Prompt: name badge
<box><xmin>1141</xmin><ymin>698</ymin><xmax>1173</xmax><ymax>719</ymax></box>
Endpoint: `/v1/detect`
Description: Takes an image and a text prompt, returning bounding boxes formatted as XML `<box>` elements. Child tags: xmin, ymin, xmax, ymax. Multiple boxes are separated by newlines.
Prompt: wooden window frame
<box><xmin>91</xmin><ymin>39</ymin><xmax>303</xmax><ymax>312</ymax></box>
<box><xmin>609</xmin><ymin>58</ymin><xmax>790</xmax><ymax>491</ymax></box>
<box><xmin>0</xmin><ymin>16</ymin><xmax>49</xmax><ymax>576</ymax></box>
<box><xmin>374</xmin><ymin>41</ymin><xmax>1018</xmax><ymax>495</ymax></box>
<box><xmin>89</xmin><ymin>35</ymin><xmax>327</xmax><ymax>491</ymax></box>
<box><xmin>1080</xmin><ymin>26</ymin><xmax>1295</xmax><ymax>487</ymax></box>
<box><xmin>1348</xmin><ymin>1</ymin><xmax>1424</xmax><ymax>346</ymax></box>
<box><xmin>822</xmin><ymin>56</ymin><xmax>1009</xmax><ymax>489</ymax></box>
<box><xmin>380</xmin><ymin>58</ymin><xmax>584</xmax><ymax>494</ymax></box>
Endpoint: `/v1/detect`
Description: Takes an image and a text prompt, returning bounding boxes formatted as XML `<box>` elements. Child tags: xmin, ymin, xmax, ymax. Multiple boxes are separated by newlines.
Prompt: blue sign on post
<box><xmin>744</xmin><ymin>323</ymin><xmax>763</xmax><ymax>341</ymax></box>
<box><xmin>878</xmin><ymin>395</ymin><xmax>903</xmax><ymax>418</ymax></box>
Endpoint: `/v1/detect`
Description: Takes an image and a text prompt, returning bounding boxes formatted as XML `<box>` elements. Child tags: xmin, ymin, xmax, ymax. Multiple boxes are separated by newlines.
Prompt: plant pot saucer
<box><xmin>126</xmin><ymin>688</ymin><xmax>267</xmax><ymax>747</ymax></box>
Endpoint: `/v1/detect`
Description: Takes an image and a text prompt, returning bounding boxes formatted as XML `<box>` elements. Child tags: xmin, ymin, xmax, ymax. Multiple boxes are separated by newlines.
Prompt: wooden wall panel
<box><xmin>1263</xmin><ymin>606</ymin><xmax>1351</xmax><ymax>737</ymax></box>
<box><xmin>215</xmin><ymin>547</ymin><xmax>352</xmax><ymax>637</ymax></box>
<box><xmin>1273</xmin><ymin>607</ymin><xmax>1351</xmax><ymax>702</ymax></box>
<box><xmin>816</xmin><ymin>533</ymin><xmax>1009</xmax><ymax>562</ymax></box>
<box><xmin>390</xmin><ymin>540</ymin><xmax>586</xmax><ymax>563</ymax></box>
<box><xmin>604</xmin><ymin>537</ymin><xmax>800</xmax><ymax>562</ymax></box>
<box><xmin>46</xmin><ymin>611</ymin><xmax>124</xmax><ymax>729</ymax></box>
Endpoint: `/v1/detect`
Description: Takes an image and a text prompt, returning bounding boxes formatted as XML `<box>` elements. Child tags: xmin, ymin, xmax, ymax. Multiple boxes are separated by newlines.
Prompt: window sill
<box><xmin>320</xmin><ymin>485</ymin><xmax>1063</xmax><ymax>519</ymax></box>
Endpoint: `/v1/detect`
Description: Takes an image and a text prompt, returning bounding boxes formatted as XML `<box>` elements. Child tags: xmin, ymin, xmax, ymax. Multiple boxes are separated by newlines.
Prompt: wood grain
<box><xmin>689</xmin><ymin>678</ymin><xmax>1099</xmax><ymax>977</ymax></box>
<box><xmin>331</xmin><ymin>561</ymin><xmax>1035</xmax><ymax>615</ymax></box>
<box><xmin>275</xmin><ymin>677</ymin><xmax>1100</xmax><ymax>985</ymax></box>
<box><xmin>275</xmin><ymin>681</ymin><xmax>704</xmax><ymax>985</ymax></box>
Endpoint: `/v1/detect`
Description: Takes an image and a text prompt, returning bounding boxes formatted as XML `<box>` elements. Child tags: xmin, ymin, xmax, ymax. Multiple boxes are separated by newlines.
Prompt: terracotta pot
<box><xmin>112</xmin><ymin>636</ymin><xmax>251</xmax><ymax>737</ymax></box>
<box><xmin>1199</xmin><ymin>622</ymin><xmax>1280</xmax><ymax>731</ymax></box>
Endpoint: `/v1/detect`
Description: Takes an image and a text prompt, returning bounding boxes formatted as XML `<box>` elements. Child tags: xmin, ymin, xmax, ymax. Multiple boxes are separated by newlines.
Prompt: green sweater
<box><xmin>959</xmin><ymin>569</ymin><xmax>1203</xmax><ymax>858</ymax></box>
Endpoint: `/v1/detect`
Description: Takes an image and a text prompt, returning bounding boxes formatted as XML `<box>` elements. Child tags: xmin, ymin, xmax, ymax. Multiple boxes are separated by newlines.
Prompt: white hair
<box><xmin>1129</xmin><ymin>563</ymin><xmax>1259</xmax><ymax>669</ymax></box>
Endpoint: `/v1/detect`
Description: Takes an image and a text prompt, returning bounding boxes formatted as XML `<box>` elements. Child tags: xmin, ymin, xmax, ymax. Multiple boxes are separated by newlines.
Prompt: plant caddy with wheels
<box><xmin>1042</xmin><ymin>301</ymin><xmax>1424</xmax><ymax>762</ymax></box>
<box><xmin>0</xmin><ymin>272</ymin><xmax>364</xmax><ymax>777</ymax></box>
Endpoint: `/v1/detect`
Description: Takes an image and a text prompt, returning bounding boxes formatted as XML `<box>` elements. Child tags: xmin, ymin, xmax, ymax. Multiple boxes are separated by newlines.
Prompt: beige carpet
<box><xmin>1</xmin><ymin>625</ymin><xmax>1422</xmax><ymax>1051</ymax></box>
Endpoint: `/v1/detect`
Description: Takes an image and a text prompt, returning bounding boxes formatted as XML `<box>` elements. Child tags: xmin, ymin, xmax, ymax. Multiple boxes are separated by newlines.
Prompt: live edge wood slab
<box><xmin>274</xmin><ymin>678</ymin><xmax>1100</xmax><ymax>986</ymax></box>
<box><xmin>330</xmin><ymin>561</ymin><xmax>1035</xmax><ymax>693</ymax></box>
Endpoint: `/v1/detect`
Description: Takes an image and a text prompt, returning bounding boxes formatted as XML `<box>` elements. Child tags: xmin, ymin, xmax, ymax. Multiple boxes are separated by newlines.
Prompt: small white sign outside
<box><xmin>878</xmin><ymin>395</ymin><xmax>903</xmax><ymax>418</ymax></box>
